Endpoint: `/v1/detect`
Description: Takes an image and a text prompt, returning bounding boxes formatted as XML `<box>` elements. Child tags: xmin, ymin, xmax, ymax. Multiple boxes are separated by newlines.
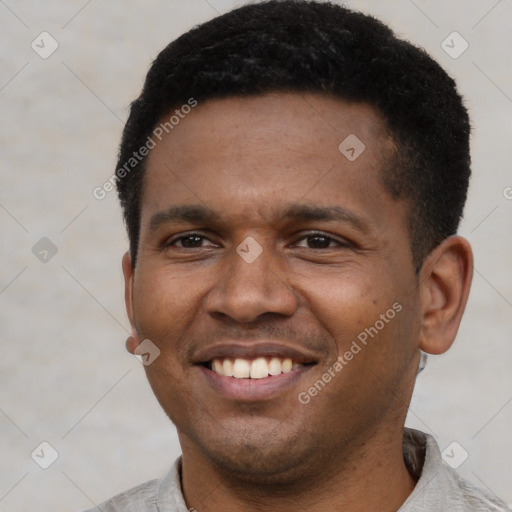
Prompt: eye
<box><xmin>164</xmin><ymin>231</ymin><xmax>350</xmax><ymax>250</ymax></box>
<box><xmin>165</xmin><ymin>232</ymin><xmax>217</xmax><ymax>249</ymax></box>
<box><xmin>294</xmin><ymin>232</ymin><xmax>351</xmax><ymax>249</ymax></box>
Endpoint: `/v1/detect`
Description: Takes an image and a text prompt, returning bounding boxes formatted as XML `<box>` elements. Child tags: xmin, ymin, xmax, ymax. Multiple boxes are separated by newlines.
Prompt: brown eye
<box><xmin>295</xmin><ymin>232</ymin><xmax>350</xmax><ymax>249</ymax></box>
<box><xmin>306</xmin><ymin>235</ymin><xmax>331</xmax><ymax>248</ymax></box>
<box><xmin>177</xmin><ymin>235</ymin><xmax>204</xmax><ymax>248</ymax></box>
<box><xmin>166</xmin><ymin>233</ymin><xmax>216</xmax><ymax>248</ymax></box>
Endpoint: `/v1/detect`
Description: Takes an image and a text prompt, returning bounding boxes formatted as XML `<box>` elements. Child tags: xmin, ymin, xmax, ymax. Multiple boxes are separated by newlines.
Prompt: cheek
<box><xmin>132</xmin><ymin>269</ymin><xmax>196</xmax><ymax>344</ymax></box>
<box><xmin>296</xmin><ymin>264</ymin><xmax>399</xmax><ymax>342</ymax></box>
<box><xmin>132</xmin><ymin>271</ymin><xmax>198</xmax><ymax>418</ymax></box>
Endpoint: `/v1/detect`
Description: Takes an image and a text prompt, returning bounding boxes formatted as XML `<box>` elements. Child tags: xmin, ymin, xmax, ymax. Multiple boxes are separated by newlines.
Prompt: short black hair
<box><xmin>116</xmin><ymin>0</ymin><xmax>471</xmax><ymax>270</ymax></box>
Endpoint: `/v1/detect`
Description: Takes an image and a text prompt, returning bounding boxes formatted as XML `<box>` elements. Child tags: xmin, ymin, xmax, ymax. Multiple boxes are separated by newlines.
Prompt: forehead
<box><xmin>141</xmin><ymin>92</ymin><xmax>399</xmax><ymax>230</ymax></box>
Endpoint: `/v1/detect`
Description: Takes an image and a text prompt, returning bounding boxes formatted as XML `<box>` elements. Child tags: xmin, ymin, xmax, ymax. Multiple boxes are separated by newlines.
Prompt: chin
<box><xmin>185</xmin><ymin>419</ymin><xmax>321</xmax><ymax>484</ymax></box>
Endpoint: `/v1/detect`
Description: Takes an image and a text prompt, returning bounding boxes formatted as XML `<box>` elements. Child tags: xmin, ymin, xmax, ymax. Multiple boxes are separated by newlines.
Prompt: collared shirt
<box><xmin>82</xmin><ymin>428</ymin><xmax>511</xmax><ymax>511</ymax></box>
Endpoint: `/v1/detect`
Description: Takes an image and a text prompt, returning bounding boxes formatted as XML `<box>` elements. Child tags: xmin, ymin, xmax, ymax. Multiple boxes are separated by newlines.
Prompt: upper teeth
<box><xmin>211</xmin><ymin>357</ymin><xmax>302</xmax><ymax>379</ymax></box>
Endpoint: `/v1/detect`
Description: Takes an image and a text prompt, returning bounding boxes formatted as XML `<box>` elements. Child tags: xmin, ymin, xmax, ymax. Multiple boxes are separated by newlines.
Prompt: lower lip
<box><xmin>198</xmin><ymin>365</ymin><xmax>314</xmax><ymax>401</ymax></box>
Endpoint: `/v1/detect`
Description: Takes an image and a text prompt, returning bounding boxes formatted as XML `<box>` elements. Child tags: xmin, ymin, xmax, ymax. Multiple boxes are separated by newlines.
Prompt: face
<box><xmin>124</xmin><ymin>93</ymin><xmax>423</xmax><ymax>481</ymax></box>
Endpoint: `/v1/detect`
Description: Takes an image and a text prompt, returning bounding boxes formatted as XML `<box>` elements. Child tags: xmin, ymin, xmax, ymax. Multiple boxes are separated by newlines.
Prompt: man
<box><xmin>85</xmin><ymin>1</ymin><xmax>510</xmax><ymax>510</ymax></box>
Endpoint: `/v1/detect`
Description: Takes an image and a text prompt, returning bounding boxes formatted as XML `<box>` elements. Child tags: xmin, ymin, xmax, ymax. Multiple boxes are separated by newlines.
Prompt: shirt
<box><xmin>82</xmin><ymin>428</ymin><xmax>511</xmax><ymax>511</ymax></box>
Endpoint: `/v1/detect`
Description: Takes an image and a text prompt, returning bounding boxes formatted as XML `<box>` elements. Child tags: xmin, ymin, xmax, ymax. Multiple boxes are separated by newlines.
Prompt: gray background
<box><xmin>1</xmin><ymin>0</ymin><xmax>511</xmax><ymax>510</ymax></box>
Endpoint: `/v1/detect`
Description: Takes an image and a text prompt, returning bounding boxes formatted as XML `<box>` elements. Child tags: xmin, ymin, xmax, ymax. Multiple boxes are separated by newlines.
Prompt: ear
<box><xmin>417</xmin><ymin>236</ymin><xmax>473</xmax><ymax>355</ymax></box>
<box><xmin>122</xmin><ymin>251</ymin><xmax>138</xmax><ymax>355</ymax></box>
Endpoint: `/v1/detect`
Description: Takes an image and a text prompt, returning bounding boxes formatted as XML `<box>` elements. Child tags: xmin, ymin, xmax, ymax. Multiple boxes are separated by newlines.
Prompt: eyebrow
<box><xmin>149</xmin><ymin>203</ymin><xmax>372</xmax><ymax>234</ymax></box>
<box><xmin>149</xmin><ymin>205</ymin><xmax>222</xmax><ymax>232</ymax></box>
<box><xmin>282</xmin><ymin>204</ymin><xmax>371</xmax><ymax>233</ymax></box>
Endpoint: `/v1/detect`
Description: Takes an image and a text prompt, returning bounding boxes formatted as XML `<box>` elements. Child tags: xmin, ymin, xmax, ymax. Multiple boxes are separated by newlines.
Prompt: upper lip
<box><xmin>192</xmin><ymin>342</ymin><xmax>319</xmax><ymax>365</ymax></box>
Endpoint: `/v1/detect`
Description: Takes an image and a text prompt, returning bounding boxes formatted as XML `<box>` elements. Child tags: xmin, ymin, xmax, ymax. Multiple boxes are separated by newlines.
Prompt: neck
<box><xmin>180</xmin><ymin>425</ymin><xmax>417</xmax><ymax>512</ymax></box>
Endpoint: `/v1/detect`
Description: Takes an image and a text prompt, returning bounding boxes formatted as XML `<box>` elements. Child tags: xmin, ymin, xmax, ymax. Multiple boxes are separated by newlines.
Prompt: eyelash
<box><xmin>164</xmin><ymin>231</ymin><xmax>351</xmax><ymax>249</ymax></box>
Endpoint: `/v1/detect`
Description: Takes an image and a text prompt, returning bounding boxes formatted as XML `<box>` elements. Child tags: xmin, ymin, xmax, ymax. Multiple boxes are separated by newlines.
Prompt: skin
<box><xmin>122</xmin><ymin>92</ymin><xmax>473</xmax><ymax>512</ymax></box>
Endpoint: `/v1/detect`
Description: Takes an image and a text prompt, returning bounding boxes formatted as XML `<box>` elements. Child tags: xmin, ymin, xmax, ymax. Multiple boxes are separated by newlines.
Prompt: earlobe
<box><xmin>122</xmin><ymin>251</ymin><xmax>138</xmax><ymax>354</ymax></box>
<box><xmin>125</xmin><ymin>334</ymin><xmax>138</xmax><ymax>355</ymax></box>
<box><xmin>418</xmin><ymin>236</ymin><xmax>473</xmax><ymax>355</ymax></box>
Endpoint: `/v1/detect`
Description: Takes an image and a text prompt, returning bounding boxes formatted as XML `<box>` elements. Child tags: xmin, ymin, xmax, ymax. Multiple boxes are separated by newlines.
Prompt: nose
<box><xmin>204</xmin><ymin>240</ymin><xmax>298</xmax><ymax>323</ymax></box>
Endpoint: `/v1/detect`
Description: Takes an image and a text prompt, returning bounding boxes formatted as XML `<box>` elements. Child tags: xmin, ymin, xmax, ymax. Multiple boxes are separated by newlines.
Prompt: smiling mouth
<box><xmin>205</xmin><ymin>357</ymin><xmax>313</xmax><ymax>379</ymax></box>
